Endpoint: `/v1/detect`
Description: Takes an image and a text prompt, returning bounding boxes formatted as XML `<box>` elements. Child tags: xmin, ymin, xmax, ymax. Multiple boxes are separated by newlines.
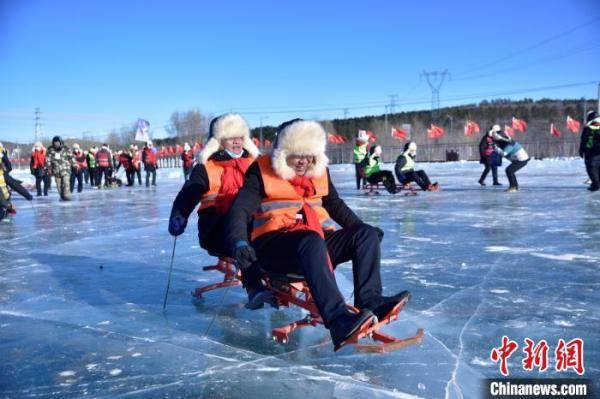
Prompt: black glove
<box><xmin>168</xmin><ymin>215</ymin><xmax>187</xmax><ymax>236</ymax></box>
<box><xmin>234</xmin><ymin>244</ymin><xmax>257</xmax><ymax>270</ymax></box>
<box><xmin>374</xmin><ymin>227</ymin><xmax>384</xmax><ymax>242</ymax></box>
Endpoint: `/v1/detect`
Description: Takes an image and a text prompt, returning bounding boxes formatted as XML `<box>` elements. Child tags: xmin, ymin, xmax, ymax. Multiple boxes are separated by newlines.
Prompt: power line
<box><xmin>454</xmin><ymin>42</ymin><xmax>600</xmax><ymax>82</ymax></box>
<box><xmin>454</xmin><ymin>15</ymin><xmax>600</xmax><ymax>78</ymax></box>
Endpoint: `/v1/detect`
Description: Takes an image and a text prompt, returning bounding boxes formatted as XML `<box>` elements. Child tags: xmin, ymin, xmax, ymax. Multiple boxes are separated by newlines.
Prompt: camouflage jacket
<box><xmin>46</xmin><ymin>145</ymin><xmax>74</xmax><ymax>176</ymax></box>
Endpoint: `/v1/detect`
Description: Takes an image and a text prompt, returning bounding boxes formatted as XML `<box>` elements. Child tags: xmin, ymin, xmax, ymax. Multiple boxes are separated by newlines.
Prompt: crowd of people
<box><xmin>27</xmin><ymin>136</ymin><xmax>163</xmax><ymax>201</ymax></box>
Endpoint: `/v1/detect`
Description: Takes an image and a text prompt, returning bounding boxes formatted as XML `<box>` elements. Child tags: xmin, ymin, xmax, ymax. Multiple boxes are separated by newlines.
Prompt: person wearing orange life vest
<box><xmin>95</xmin><ymin>144</ymin><xmax>113</xmax><ymax>188</ymax></box>
<box><xmin>226</xmin><ymin>119</ymin><xmax>411</xmax><ymax>351</ymax></box>
<box><xmin>70</xmin><ymin>143</ymin><xmax>87</xmax><ymax>193</ymax></box>
<box><xmin>142</xmin><ymin>141</ymin><xmax>157</xmax><ymax>187</ymax></box>
<box><xmin>168</xmin><ymin>114</ymin><xmax>272</xmax><ymax>307</ymax></box>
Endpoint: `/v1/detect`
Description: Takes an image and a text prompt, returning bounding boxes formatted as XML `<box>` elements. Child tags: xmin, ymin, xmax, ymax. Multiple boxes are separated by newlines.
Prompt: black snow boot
<box><xmin>245</xmin><ymin>287</ymin><xmax>278</xmax><ymax>310</ymax></box>
<box><xmin>330</xmin><ymin>309</ymin><xmax>375</xmax><ymax>351</ymax></box>
<box><xmin>363</xmin><ymin>291</ymin><xmax>411</xmax><ymax>321</ymax></box>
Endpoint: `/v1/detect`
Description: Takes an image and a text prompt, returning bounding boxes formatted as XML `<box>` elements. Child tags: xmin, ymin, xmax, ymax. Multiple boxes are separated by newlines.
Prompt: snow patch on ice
<box><xmin>470</xmin><ymin>357</ymin><xmax>494</xmax><ymax>367</ymax></box>
<box><xmin>553</xmin><ymin>320</ymin><xmax>575</xmax><ymax>327</ymax></box>
<box><xmin>490</xmin><ymin>289</ymin><xmax>510</xmax><ymax>294</ymax></box>
<box><xmin>529</xmin><ymin>253</ymin><xmax>596</xmax><ymax>262</ymax></box>
<box><xmin>107</xmin><ymin>355</ymin><xmax>122</xmax><ymax>360</ymax></box>
<box><xmin>97</xmin><ymin>320</ymin><xmax>111</xmax><ymax>325</ymax></box>
<box><xmin>85</xmin><ymin>363</ymin><xmax>98</xmax><ymax>371</ymax></box>
<box><xmin>109</xmin><ymin>368</ymin><xmax>122</xmax><ymax>376</ymax></box>
<box><xmin>58</xmin><ymin>370</ymin><xmax>76</xmax><ymax>377</ymax></box>
<box><xmin>131</xmin><ymin>352</ymin><xmax>142</xmax><ymax>357</ymax></box>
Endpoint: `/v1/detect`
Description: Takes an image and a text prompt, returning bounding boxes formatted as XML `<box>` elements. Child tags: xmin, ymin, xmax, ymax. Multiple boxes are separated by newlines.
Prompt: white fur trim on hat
<box><xmin>408</xmin><ymin>142</ymin><xmax>417</xmax><ymax>151</ymax></box>
<box><xmin>586</xmin><ymin>116</ymin><xmax>600</xmax><ymax>126</ymax></box>
<box><xmin>198</xmin><ymin>113</ymin><xmax>259</xmax><ymax>164</ymax></box>
<box><xmin>357</xmin><ymin>130</ymin><xmax>369</xmax><ymax>143</ymax></box>
<box><xmin>271</xmin><ymin>120</ymin><xmax>329</xmax><ymax>180</ymax></box>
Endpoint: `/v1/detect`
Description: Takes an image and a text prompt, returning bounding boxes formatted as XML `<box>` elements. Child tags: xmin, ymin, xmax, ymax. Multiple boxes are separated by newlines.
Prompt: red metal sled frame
<box><xmin>192</xmin><ymin>257</ymin><xmax>423</xmax><ymax>352</ymax></box>
<box><xmin>363</xmin><ymin>182</ymin><xmax>419</xmax><ymax>196</ymax></box>
<box><xmin>191</xmin><ymin>257</ymin><xmax>241</xmax><ymax>298</ymax></box>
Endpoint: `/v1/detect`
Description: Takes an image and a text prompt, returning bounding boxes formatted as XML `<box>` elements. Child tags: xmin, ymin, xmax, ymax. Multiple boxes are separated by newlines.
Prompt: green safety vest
<box><xmin>363</xmin><ymin>154</ymin><xmax>381</xmax><ymax>177</ymax></box>
<box><xmin>586</xmin><ymin>125</ymin><xmax>600</xmax><ymax>149</ymax></box>
<box><xmin>400</xmin><ymin>151</ymin><xmax>415</xmax><ymax>172</ymax></box>
<box><xmin>353</xmin><ymin>144</ymin><xmax>367</xmax><ymax>163</ymax></box>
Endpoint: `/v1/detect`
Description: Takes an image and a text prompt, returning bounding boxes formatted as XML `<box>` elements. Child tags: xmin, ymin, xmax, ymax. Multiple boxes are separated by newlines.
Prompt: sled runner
<box><xmin>362</xmin><ymin>182</ymin><xmax>419</xmax><ymax>196</ymax></box>
<box><xmin>192</xmin><ymin>257</ymin><xmax>424</xmax><ymax>352</ymax></box>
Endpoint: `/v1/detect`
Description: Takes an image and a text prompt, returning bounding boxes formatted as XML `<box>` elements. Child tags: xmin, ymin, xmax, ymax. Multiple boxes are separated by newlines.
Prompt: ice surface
<box><xmin>1</xmin><ymin>159</ymin><xmax>599</xmax><ymax>398</ymax></box>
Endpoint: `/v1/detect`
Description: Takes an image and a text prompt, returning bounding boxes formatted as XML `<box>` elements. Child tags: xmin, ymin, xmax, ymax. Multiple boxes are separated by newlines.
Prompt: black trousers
<box><xmin>145</xmin><ymin>166</ymin><xmax>156</xmax><ymax>186</ymax></box>
<box><xmin>96</xmin><ymin>167</ymin><xmax>110</xmax><ymax>187</ymax></box>
<box><xmin>88</xmin><ymin>167</ymin><xmax>96</xmax><ymax>186</ymax></box>
<box><xmin>367</xmin><ymin>170</ymin><xmax>395</xmax><ymax>186</ymax></box>
<box><xmin>70</xmin><ymin>169</ymin><xmax>83</xmax><ymax>193</ymax></box>
<box><xmin>479</xmin><ymin>163</ymin><xmax>499</xmax><ymax>184</ymax></box>
<box><xmin>198</xmin><ymin>216</ymin><xmax>261</xmax><ymax>290</ymax></box>
<box><xmin>256</xmin><ymin>224</ymin><xmax>382</xmax><ymax>327</ymax></box>
<box><xmin>354</xmin><ymin>163</ymin><xmax>364</xmax><ymax>190</ymax></box>
<box><xmin>506</xmin><ymin>159</ymin><xmax>529</xmax><ymax>188</ymax></box>
<box><xmin>35</xmin><ymin>174</ymin><xmax>50</xmax><ymax>196</ymax></box>
<box><xmin>398</xmin><ymin>170</ymin><xmax>431</xmax><ymax>190</ymax></box>
<box><xmin>590</xmin><ymin>154</ymin><xmax>600</xmax><ymax>189</ymax></box>
<box><xmin>83</xmin><ymin>168</ymin><xmax>89</xmax><ymax>184</ymax></box>
<box><xmin>135</xmin><ymin>169</ymin><xmax>142</xmax><ymax>185</ymax></box>
<box><xmin>584</xmin><ymin>156</ymin><xmax>593</xmax><ymax>181</ymax></box>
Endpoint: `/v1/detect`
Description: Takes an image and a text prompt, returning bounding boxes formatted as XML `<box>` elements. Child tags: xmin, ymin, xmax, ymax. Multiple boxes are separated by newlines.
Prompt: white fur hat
<box><xmin>198</xmin><ymin>113</ymin><xmax>259</xmax><ymax>164</ymax></box>
<box><xmin>357</xmin><ymin>130</ymin><xmax>369</xmax><ymax>143</ymax></box>
<box><xmin>271</xmin><ymin>119</ymin><xmax>329</xmax><ymax>180</ymax></box>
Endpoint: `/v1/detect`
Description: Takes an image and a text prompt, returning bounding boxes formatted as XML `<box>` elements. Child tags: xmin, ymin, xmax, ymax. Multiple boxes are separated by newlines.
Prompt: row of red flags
<box><xmin>157</xmin><ymin>114</ymin><xmax>585</xmax><ymax>153</ymax></box>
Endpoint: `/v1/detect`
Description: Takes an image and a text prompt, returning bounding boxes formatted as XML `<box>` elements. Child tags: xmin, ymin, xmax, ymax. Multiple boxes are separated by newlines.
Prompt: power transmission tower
<box><xmin>421</xmin><ymin>70</ymin><xmax>450</xmax><ymax>118</ymax></box>
<box><xmin>343</xmin><ymin>108</ymin><xmax>349</xmax><ymax>119</ymax></box>
<box><xmin>388</xmin><ymin>94</ymin><xmax>399</xmax><ymax>113</ymax></box>
<box><xmin>34</xmin><ymin>107</ymin><xmax>42</xmax><ymax>141</ymax></box>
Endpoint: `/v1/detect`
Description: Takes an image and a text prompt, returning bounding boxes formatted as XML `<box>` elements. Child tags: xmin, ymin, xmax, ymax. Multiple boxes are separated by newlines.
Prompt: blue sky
<box><xmin>1</xmin><ymin>0</ymin><xmax>599</xmax><ymax>143</ymax></box>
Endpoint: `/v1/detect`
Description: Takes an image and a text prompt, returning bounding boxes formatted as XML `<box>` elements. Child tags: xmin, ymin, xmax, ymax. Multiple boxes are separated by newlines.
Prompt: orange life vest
<box><xmin>198</xmin><ymin>156</ymin><xmax>254</xmax><ymax>212</ymax></box>
<box><xmin>251</xmin><ymin>155</ymin><xmax>336</xmax><ymax>241</ymax></box>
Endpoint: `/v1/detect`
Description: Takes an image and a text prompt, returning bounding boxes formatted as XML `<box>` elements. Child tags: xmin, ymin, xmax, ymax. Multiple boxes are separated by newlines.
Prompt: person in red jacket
<box><xmin>95</xmin><ymin>144</ymin><xmax>113</xmax><ymax>188</ymax></box>
<box><xmin>30</xmin><ymin>141</ymin><xmax>51</xmax><ymax>196</ymax></box>
<box><xmin>142</xmin><ymin>141</ymin><xmax>157</xmax><ymax>187</ymax></box>
<box><xmin>70</xmin><ymin>143</ymin><xmax>87</xmax><ymax>193</ymax></box>
<box><xmin>181</xmin><ymin>142</ymin><xmax>194</xmax><ymax>181</ymax></box>
<box><xmin>118</xmin><ymin>148</ymin><xmax>135</xmax><ymax>186</ymax></box>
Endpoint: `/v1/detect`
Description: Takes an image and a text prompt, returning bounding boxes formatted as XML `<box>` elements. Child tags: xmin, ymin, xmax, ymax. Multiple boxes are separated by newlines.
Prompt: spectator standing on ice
<box><xmin>70</xmin><ymin>143</ymin><xmax>86</xmax><ymax>193</ymax></box>
<box><xmin>478</xmin><ymin>127</ymin><xmax>502</xmax><ymax>186</ymax></box>
<box><xmin>181</xmin><ymin>142</ymin><xmax>194</xmax><ymax>181</ymax></box>
<box><xmin>142</xmin><ymin>141</ymin><xmax>157</xmax><ymax>187</ymax></box>
<box><xmin>579</xmin><ymin>111</ymin><xmax>600</xmax><ymax>192</ymax></box>
<box><xmin>95</xmin><ymin>144</ymin><xmax>113</xmax><ymax>188</ymax></box>
<box><xmin>352</xmin><ymin>131</ymin><xmax>369</xmax><ymax>189</ymax></box>
<box><xmin>132</xmin><ymin>145</ymin><xmax>143</xmax><ymax>185</ymax></box>
<box><xmin>30</xmin><ymin>141</ymin><xmax>51</xmax><ymax>196</ymax></box>
<box><xmin>361</xmin><ymin>145</ymin><xmax>397</xmax><ymax>193</ymax></box>
<box><xmin>86</xmin><ymin>146</ymin><xmax>97</xmax><ymax>187</ymax></box>
<box><xmin>46</xmin><ymin>136</ymin><xmax>74</xmax><ymax>201</ymax></box>
<box><xmin>492</xmin><ymin>126</ymin><xmax>530</xmax><ymax>193</ymax></box>
<box><xmin>395</xmin><ymin>142</ymin><xmax>439</xmax><ymax>191</ymax></box>
<box><xmin>119</xmin><ymin>148</ymin><xmax>135</xmax><ymax>186</ymax></box>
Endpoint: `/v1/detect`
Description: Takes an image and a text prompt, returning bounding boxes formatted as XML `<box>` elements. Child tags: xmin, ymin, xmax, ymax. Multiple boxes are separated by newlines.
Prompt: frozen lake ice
<box><xmin>1</xmin><ymin>159</ymin><xmax>598</xmax><ymax>398</ymax></box>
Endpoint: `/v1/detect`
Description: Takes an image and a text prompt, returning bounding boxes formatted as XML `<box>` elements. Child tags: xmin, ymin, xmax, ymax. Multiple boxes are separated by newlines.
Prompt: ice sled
<box><xmin>192</xmin><ymin>257</ymin><xmax>424</xmax><ymax>353</ymax></box>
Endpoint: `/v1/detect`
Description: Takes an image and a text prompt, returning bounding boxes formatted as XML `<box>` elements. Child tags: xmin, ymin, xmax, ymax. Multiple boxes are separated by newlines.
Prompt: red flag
<box><xmin>427</xmin><ymin>124</ymin><xmax>444</xmax><ymax>140</ymax></box>
<box><xmin>566</xmin><ymin>116</ymin><xmax>581</xmax><ymax>133</ymax></box>
<box><xmin>391</xmin><ymin>126</ymin><xmax>408</xmax><ymax>140</ymax></box>
<box><xmin>512</xmin><ymin>117</ymin><xmax>527</xmax><ymax>132</ymax></box>
<box><xmin>335</xmin><ymin>134</ymin><xmax>348</xmax><ymax>143</ymax></box>
<box><xmin>550</xmin><ymin>123</ymin><xmax>562</xmax><ymax>137</ymax></box>
<box><xmin>464</xmin><ymin>120</ymin><xmax>480</xmax><ymax>136</ymax></box>
<box><xmin>328</xmin><ymin>133</ymin><xmax>342</xmax><ymax>144</ymax></box>
<box><xmin>366</xmin><ymin>130</ymin><xmax>377</xmax><ymax>142</ymax></box>
<box><xmin>504</xmin><ymin>125</ymin><xmax>515</xmax><ymax>137</ymax></box>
